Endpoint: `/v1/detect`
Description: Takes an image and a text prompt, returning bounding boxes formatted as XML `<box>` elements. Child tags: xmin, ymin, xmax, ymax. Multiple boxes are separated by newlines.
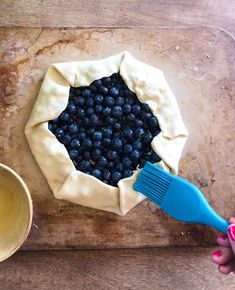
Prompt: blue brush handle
<box><xmin>161</xmin><ymin>176</ymin><xmax>229</xmax><ymax>234</ymax></box>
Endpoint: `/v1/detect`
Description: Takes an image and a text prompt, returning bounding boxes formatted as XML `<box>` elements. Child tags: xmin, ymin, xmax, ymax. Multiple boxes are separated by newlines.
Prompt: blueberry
<box><xmin>82</xmin><ymin>89</ymin><xmax>92</xmax><ymax>98</ymax></box>
<box><xmin>102</xmin><ymin>77</ymin><xmax>111</xmax><ymax>86</ymax></box>
<box><xmin>67</xmin><ymin>103</ymin><xmax>76</xmax><ymax>114</ymax></box>
<box><xmin>135</xmin><ymin>119</ymin><xmax>143</xmax><ymax>127</ymax></box>
<box><xmin>115</xmin><ymin>163</ymin><xmax>123</xmax><ymax>172</ymax></box>
<box><xmin>70</xmin><ymin>138</ymin><xmax>81</xmax><ymax>148</ymax></box>
<box><xmin>92</xmin><ymin>131</ymin><xmax>102</xmax><ymax>140</ymax></box>
<box><xmin>131</xmin><ymin>104</ymin><xmax>141</xmax><ymax>115</ymax></box>
<box><xmin>107</xmin><ymin>150</ymin><xmax>118</xmax><ymax>160</ymax></box>
<box><xmin>92</xmin><ymin>149</ymin><xmax>101</xmax><ymax>160</ymax></box>
<box><xmin>95</xmin><ymin>105</ymin><xmax>103</xmax><ymax>113</ymax></box>
<box><xmin>82</xmin><ymin>139</ymin><xmax>92</xmax><ymax>148</ymax></box>
<box><xmin>79</xmin><ymin>160</ymin><xmax>90</xmax><ymax>170</ymax></box>
<box><xmin>113</xmin><ymin>122</ymin><xmax>121</xmax><ymax>130</ymax></box>
<box><xmin>78</xmin><ymin>132</ymin><xmax>86</xmax><ymax>140</ymax></box>
<box><xmin>60</xmin><ymin>112</ymin><xmax>70</xmax><ymax>122</ymax></box>
<box><xmin>88</xmin><ymin>128</ymin><xmax>95</xmax><ymax>135</ymax></box>
<box><xmin>126</xmin><ymin>114</ymin><xmax>135</xmax><ymax>122</ymax></box>
<box><xmin>125</xmin><ymin>95</ymin><xmax>135</xmax><ymax>105</ymax></box>
<box><xmin>60</xmin><ymin>134</ymin><xmax>71</xmax><ymax>145</ymax></box>
<box><xmin>83</xmin><ymin>117</ymin><xmax>90</xmax><ymax>127</ymax></box>
<box><xmin>55</xmin><ymin>128</ymin><xmax>64</xmax><ymax>138</ymax></box>
<box><xmin>123</xmin><ymin>169</ymin><xmax>133</xmax><ymax>178</ymax></box>
<box><xmin>144</xmin><ymin>131</ymin><xmax>153</xmax><ymax>143</ymax></box>
<box><xmin>144</xmin><ymin>146</ymin><xmax>151</xmax><ymax>153</ymax></box>
<box><xmin>122</xmin><ymin>157</ymin><xmax>132</xmax><ymax>168</ymax></box>
<box><xmin>87</xmin><ymin>108</ymin><xmax>94</xmax><ymax>116</ymax></box>
<box><xmin>123</xmin><ymin>128</ymin><xmax>133</xmax><ymax>139</ymax></box>
<box><xmin>148</xmin><ymin>116</ymin><xmax>159</xmax><ymax>127</ymax></box>
<box><xmin>115</xmin><ymin>97</ymin><xmax>125</xmax><ymax>105</ymax></box>
<box><xmin>93</xmin><ymin>79</ymin><xmax>102</xmax><ymax>88</ymax></box>
<box><xmin>94</xmin><ymin>95</ymin><xmax>104</xmax><ymax>104</ymax></box>
<box><xmin>90</xmin><ymin>84</ymin><xmax>98</xmax><ymax>92</ymax></box>
<box><xmin>112</xmin><ymin>106</ymin><xmax>122</xmax><ymax>118</ymax></box>
<box><xmin>107</xmin><ymin>117</ymin><xmax>115</xmax><ymax>125</ymax></box>
<box><xmin>110</xmin><ymin>87</ymin><xmax>119</xmax><ymax>97</ymax></box>
<box><xmin>112</xmin><ymin>138</ymin><xmax>122</xmax><ymax>150</ymax></box>
<box><xmin>126</xmin><ymin>98</ymin><xmax>135</xmax><ymax>106</ymax></box>
<box><xmin>103</xmin><ymin>128</ymin><xmax>112</xmax><ymax>138</ymax></box>
<box><xmin>69</xmin><ymin>149</ymin><xmax>78</xmax><ymax>159</ymax></box>
<box><xmin>143</xmin><ymin>112</ymin><xmax>152</xmax><ymax>120</ymax></box>
<box><xmin>75</xmin><ymin>97</ymin><xmax>85</xmax><ymax>106</ymax></box>
<box><xmin>132</xmin><ymin>140</ymin><xmax>142</xmax><ymax>150</ymax></box>
<box><xmin>83</xmin><ymin>151</ymin><xmax>91</xmax><ymax>160</ymax></box>
<box><xmin>91</xmin><ymin>168</ymin><xmax>102</xmax><ymax>179</ymax></box>
<box><xmin>48</xmin><ymin>123</ymin><xmax>54</xmax><ymax>131</ymax></box>
<box><xmin>123</xmin><ymin>104</ymin><xmax>131</xmax><ymax>114</ymax></box>
<box><xmin>76</xmin><ymin>155</ymin><xmax>83</xmax><ymax>163</ymax></box>
<box><xmin>150</xmin><ymin>152</ymin><xmax>161</xmax><ymax>163</ymax></box>
<box><xmin>103</xmin><ymin>169</ymin><xmax>111</xmax><ymax>180</ymax></box>
<box><xmin>68</xmin><ymin>124</ymin><xmax>79</xmax><ymax>134</ymax></box>
<box><xmin>130</xmin><ymin>150</ymin><xmax>140</xmax><ymax>160</ymax></box>
<box><xmin>86</xmin><ymin>98</ymin><xmax>94</xmax><ymax>107</ymax></box>
<box><xmin>141</xmin><ymin>103</ymin><xmax>151</xmax><ymax>112</ymax></box>
<box><xmin>105</xmin><ymin>96</ymin><xmax>115</xmax><ymax>106</ymax></box>
<box><xmin>61</xmin><ymin>125</ymin><xmax>68</xmax><ymax>131</ymax></box>
<box><xmin>103</xmin><ymin>138</ymin><xmax>111</xmax><ymax>146</ymax></box>
<box><xmin>107</xmin><ymin>161</ymin><xmax>114</xmax><ymax>170</ymax></box>
<box><xmin>98</xmin><ymin>156</ymin><xmax>108</xmax><ymax>167</ymax></box>
<box><xmin>90</xmin><ymin>115</ymin><xmax>99</xmax><ymax>126</ymax></box>
<box><xmin>111</xmin><ymin>172</ymin><xmax>122</xmax><ymax>182</ymax></box>
<box><xmin>103</xmin><ymin>107</ymin><xmax>111</xmax><ymax>116</ymax></box>
<box><xmin>151</xmin><ymin>128</ymin><xmax>161</xmax><ymax>136</ymax></box>
<box><xmin>76</xmin><ymin>108</ymin><xmax>85</xmax><ymax>118</ymax></box>
<box><xmin>93</xmin><ymin>141</ymin><xmax>102</xmax><ymax>148</ymax></box>
<box><xmin>134</xmin><ymin>128</ymin><xmax>145</xmax><ymax>139</ymax></box>
<box><xmin>123</xmin><ymin>144</ymin><xmax>132</xmax><ymax>153</ymax></box>
<box><xmin>124</xmin><ymin>89</ymin><xmax>135</xmax><ymax>98</ymax></box>
<box><xmin>99</xmin><ymin>86</ymin><xmax>109</xmax><ymax>95</ymax></box>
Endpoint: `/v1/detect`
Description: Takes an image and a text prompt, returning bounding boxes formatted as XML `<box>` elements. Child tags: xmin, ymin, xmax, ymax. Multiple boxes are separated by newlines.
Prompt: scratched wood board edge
<box><xmin>0</xmin><ymin>26</ymin><xmax>234</xmax><ymax>250</ymax></box>
<box><xmin>0</xmin><ymin>247</ymin><xmax>234</xmax><ymax>290</ymax></box>
<box><xmin>0</xmin><ymin>0</ymin><xmax>234</xmax><ymax>36</ymax></box>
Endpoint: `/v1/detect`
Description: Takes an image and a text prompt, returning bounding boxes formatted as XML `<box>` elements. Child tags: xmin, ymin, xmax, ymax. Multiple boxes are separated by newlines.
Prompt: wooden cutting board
<box><xmin>0</xmin><ymin>27</ymin><xmax>234</xmax><ymax>250</ymax></box>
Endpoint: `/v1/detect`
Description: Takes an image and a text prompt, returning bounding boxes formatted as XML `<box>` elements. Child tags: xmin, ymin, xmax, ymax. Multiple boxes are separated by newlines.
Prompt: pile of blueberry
<box><xmin>48</xmin><ymin>73</ymin><xmax>161</xmax><ymax>186</ymax></box>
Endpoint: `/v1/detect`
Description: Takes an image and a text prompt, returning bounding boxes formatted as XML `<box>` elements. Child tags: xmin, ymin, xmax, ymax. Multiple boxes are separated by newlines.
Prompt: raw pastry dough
<box><xmin>25</xmin><ymin>51</ymin><xmax>188</xmax><ymax>215</ymax></box>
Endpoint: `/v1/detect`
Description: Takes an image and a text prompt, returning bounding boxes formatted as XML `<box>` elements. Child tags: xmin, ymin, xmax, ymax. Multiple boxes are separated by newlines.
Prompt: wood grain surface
<box><xmin>0</xmin><ymin>0</ymin><xmax>234</xmax><ymax>36</ymax></box>
<box><xmin>0</xmin><ymin>247</ymin><xmax>234</xmax><ymax>290</ymax></box>
<box><xmin>0</xmin><ymin>26</ymin><xmax>234</xmax><ymax>250</ymax></box>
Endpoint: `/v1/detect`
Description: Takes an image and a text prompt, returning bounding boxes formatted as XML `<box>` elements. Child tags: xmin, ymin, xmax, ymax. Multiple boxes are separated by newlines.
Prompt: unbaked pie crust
<box><xmin>25</xmin><ymin>51</ymin><xmax>188</xmax><ymax>215</ymax></box>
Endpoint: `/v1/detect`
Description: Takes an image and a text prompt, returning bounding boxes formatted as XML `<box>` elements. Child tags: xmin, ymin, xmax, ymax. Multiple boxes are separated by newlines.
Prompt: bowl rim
<box><xmin>0</xmin><ymin>163</ymin><xmax>33</xmax><ymax>262</ymax></box>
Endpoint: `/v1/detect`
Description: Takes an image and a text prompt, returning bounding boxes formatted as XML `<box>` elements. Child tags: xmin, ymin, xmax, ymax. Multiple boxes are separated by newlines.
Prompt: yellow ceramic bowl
<box><xmin>0</xmin><ymin>163</ymin><xmax>33</xmax><ymax>262</ymax></box>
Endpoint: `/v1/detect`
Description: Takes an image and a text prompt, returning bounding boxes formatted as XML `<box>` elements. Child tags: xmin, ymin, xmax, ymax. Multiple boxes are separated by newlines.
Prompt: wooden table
<box><xmin>0</xmin><ymin>1</ymin><xmax>235</xmax><ymax>289</ymax></box>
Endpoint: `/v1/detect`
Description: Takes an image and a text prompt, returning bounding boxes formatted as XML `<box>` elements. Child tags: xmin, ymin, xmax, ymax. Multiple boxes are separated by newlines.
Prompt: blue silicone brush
<box><xmin>133</xmin><ymin>162</ymin><xmax>229</xmax><ymax>233</ymax></box>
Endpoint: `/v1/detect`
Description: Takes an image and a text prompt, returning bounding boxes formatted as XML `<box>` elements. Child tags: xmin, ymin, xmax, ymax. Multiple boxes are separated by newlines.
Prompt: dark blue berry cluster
<box><xmin>48</xmin><ymin>73</ymin><xmax>161</xmax><ymax>186</ymax></box>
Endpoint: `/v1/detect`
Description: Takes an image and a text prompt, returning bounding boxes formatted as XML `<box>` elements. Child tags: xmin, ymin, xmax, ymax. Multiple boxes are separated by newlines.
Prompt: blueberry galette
<box><xmin>25</xmin><ymin>51</ymin><xmax>188</xmax><ymax>215</ymax></box>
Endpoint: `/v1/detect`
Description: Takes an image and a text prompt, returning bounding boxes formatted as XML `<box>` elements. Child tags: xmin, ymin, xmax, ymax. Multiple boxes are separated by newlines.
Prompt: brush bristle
<box><xmin>133</xmin><ymin>162</ymin><xmax>173</xmax><ymax>206</ymax></box>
